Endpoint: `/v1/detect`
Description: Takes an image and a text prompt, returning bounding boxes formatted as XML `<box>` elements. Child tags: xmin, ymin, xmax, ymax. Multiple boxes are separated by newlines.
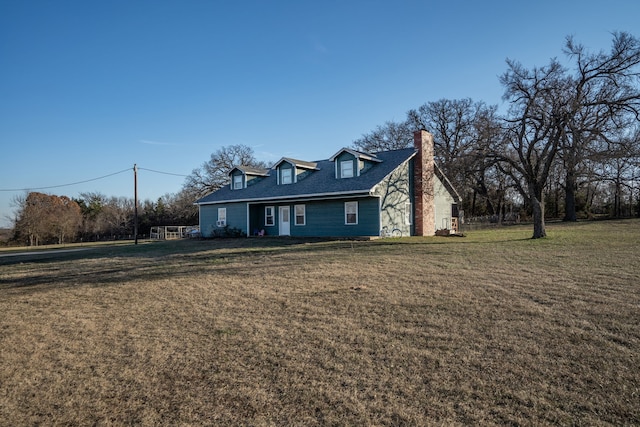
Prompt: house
<box><xmin>195</xmin><ymin>130</ymin><xmax>461</xmax><ymax>237</ymax></box>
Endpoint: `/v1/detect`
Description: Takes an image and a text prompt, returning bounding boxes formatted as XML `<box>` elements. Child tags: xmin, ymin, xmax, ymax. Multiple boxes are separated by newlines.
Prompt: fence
<box><xmin>150</xmin><ymin>225</ymin><xmax>200</xmax><ymax>240</ymax></box>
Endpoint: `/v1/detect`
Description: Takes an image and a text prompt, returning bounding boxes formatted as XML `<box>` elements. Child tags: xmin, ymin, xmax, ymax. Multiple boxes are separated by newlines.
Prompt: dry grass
<box><xmin>1</xmin><ymin>220</ymin><xmax>639</xmax><ymax>426</ymax></box>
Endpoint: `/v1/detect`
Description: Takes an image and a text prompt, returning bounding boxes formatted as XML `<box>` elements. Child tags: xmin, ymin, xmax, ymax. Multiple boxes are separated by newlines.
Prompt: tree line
<box><xmin>352</xmin><ymin>32</ymin><xmax>640</xmax><ymax>237</ymax></box>
<box><xmin>9</xmin><ymin>191</ymin><xmax>197</xmax><ymax>246</ymax></box>
<box><xmin>6</xmin><ymin>32</ymin><xmax>639</xmax><ymax>244</ymax></box>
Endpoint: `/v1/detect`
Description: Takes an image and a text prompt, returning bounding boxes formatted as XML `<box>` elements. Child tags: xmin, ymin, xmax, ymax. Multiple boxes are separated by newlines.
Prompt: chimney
<box><xmin>413</xmin><ymin>130</ymin><xmax>435</xmax><ymax>236</ymax></box>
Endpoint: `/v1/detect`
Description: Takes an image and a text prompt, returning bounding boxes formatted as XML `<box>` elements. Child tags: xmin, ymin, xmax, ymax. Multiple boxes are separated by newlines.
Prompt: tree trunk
<box><xmin>531</xmin><ymin>198</ymin><xmax>546</xmax><ymax>238</ymax></box>
<box><xmin>471</xmin><ymin>191</ymin><xmax>477</xmax><ymax>217</ymax></box>
<box><xmin>563</xmin><ymin>168</ymin><xmax>578</xmax><ymax>222</ymax></box>
<box><xmin>530</xmin><ymin>183</ymin><xmax>547</xmax><ymax>239</ymax></box>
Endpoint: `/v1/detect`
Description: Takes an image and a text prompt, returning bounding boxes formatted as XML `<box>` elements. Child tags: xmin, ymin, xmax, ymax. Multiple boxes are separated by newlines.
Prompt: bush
<box><xmin>209</xmin><ymin>226</ymin><xmax>246</xmax><ymax>238</ymax></box>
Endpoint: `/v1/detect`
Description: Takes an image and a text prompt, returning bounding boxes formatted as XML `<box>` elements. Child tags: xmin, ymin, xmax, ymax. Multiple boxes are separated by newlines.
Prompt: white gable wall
<box><xmin>433</xmin><ymin>174</ymin><xmax>456</xmax><ymax>232</ymax></box>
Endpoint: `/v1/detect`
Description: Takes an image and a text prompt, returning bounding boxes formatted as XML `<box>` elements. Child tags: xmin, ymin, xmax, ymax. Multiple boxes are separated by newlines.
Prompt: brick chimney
<box><xmin>413</xmin><ymin>130</ymin><xmax>435</xmax><ymax>236</ymax></box>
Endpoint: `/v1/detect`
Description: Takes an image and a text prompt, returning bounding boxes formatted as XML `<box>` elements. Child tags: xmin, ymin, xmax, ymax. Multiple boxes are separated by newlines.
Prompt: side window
<box><xmin>233</xmin><ymin>174</ymin><xmax>243</xmax><ymax>190</ymax></box>
<box><xmin>405</xmin><ymin>202</ymin><xmax>412</xmax><ymax>225</ymax></box>
<box><xmin>340</xmin><ymin>160</ymin><xmax>354</xmax><ymax>178</ymax></box>
<box><xmin>345</xmin><ymin>201</ymin><xmax>358</xmax><ymax>225</ymax></box>
<box><xmin>265</xmin><ymin>206</ymin><xmax>275</xmax><ymax>226</ymax></box>
<box><xmin>295</xmin><ymin>204</ymin><xmax>306</xmax><ymax>226</ymax></box>
<box><xmin>217</xmin><ymin>208</ymin><xmax>227</xmax><ymax>227</ymax></box>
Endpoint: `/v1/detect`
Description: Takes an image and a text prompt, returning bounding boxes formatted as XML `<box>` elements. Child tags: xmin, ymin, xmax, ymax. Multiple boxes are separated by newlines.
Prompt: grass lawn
<box><xmin>1</xmin><ymin>220</ymin><xmax>639</xmax><ymax>425</ymax></box>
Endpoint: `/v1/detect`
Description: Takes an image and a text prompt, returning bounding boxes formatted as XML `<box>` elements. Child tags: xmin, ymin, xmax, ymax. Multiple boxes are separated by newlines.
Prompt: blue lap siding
<box><xmin>246</xmin><ymin>197</ymin><xmax>379</xmax><ymax>237</ymax></box>
<box><xmin>291</xmin><ymin>197</ymin><xmax>379</xmax><ymax>237</ymax></box>
<box><xmin>199</xmin><ymin>203</ymin><xmax>247</xmax><ymax>237</ymax></box>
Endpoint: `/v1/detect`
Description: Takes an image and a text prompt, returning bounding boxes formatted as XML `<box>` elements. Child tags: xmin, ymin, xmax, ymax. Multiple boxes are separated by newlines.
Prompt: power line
<box><xmin>0</xmin><ymin>168</ymin><xmax>132</xmax><ymax>192</ymax></box>
<box><xmin>0</xmin><ymin>166</ymin><xmax>188</xmax><ymax>192</ymax></box>
<box><xmin>138</xmin><ymin>167</ymin><xmax>188</xmax><ymax>177</ymax></box>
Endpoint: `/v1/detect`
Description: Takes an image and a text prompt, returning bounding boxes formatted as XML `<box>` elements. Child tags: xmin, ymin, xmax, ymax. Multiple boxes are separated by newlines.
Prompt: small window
<box><xmin>345</xmin><ymin>201</ymin><xmax>358</xmax><ymax>225</ymax></box>
<box><xmin>233</xmin><ymin>174</ymin><xmax>243</xmax><ymax>190</ymax></box>
<box><xmin>265</xmin><ymin>206</ymin><xmax>275</xmax><ymax>226</ymax></box>
<box><xmin>340</xmin><ymin>160</ymin><xmax>354</xmax><ymax>178</ymax></box>
<box><xmin>217</xmin><ymin>208</ymin><xmax>227</xmax><ymax>227</ymax></box>
<box><xmin>281</xmin><ymin>168</ymin><xmax>292</xmax><ymax>184</ymax></box>
<box><xmin>404</xmin><ymin>202</ymin><xmax>412</xmax><ymax>225</ymax></box>
<box><xmin>295</xmin><ymin>204</ymin><xmax>306</xmax><ymax>226</ymax></box>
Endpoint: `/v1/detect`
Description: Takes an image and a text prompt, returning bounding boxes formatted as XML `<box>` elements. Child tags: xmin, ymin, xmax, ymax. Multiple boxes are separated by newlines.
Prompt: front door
<box><xmin>279</xmin><ymin>206</ymin><xmax>290</xmax><ymax>236</ymax></box>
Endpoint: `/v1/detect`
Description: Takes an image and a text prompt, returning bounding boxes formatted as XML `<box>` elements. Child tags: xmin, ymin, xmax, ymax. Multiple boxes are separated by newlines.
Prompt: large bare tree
<box><xmin>561</xmin><ymin>32</ymin><xmax>640</xmax><ymax>221</ymax></box>
<box><xmin>182</xmin><ymin>144</ymin><xmax>268</xmax><ymax>199</ymax></box>
<box><xmin>352</xmin><ymin>99</ymin><xmax>504</xmax><ymax>217</ymax></box>
<box><xmin>407</xmin><ymin>99</ymin><xmax>503</xmax><ymax>216</ymax></box>
<box><xmin>352</xmin><ymin>120</ymin><xmax>413</xmax><ymax>152</ymax></box>
<box><xmin>496</xmin><ymin>59</ymin><xmax>571</xmax><ymax>238</ymax></box>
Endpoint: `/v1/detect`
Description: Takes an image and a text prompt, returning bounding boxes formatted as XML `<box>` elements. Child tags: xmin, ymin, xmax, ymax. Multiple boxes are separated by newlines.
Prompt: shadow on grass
<box><xmin>0</xmin><ymin>229</ymin><xmax>556</xmax><ymax>294</ymax></box>
<box><xmin>0</xmin><ymin>237</ymin><xmax>377</xmax><ymax>293</ymax></box>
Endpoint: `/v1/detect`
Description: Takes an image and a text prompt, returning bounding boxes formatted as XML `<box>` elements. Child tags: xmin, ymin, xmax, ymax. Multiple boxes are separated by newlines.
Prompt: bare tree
<box><xmin>561</xmin><ymin>32</ymin><xmax>640</xmax><ymax>221</ymax></box>
<box><xmin>183</xmin><ymin>144</ymin><xmax>268</xmax><ymax>199</ymax></box>
<box><xmin>352</xmin><ymin>99</ymin><xmax>507</xmax><ymax>217</ymax></box>
<box><xmin>352</xmin><ymin>120</ymin><xmax>413</xmax><ymax>152</ymax></box>
<box><xmin>496</xmin><ymin>59</ymin><xmax>570</xmax><ymax>238</ymax></box>
<box><xmin>408</xmin><ymin>99</ymin><xmax>505</xmax><ymax>216</ymax></box>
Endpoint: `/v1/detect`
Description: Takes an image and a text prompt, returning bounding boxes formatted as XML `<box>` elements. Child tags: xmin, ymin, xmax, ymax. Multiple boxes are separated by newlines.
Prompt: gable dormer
<box><xmin>229</xmin><ymin>166</ymin><xmax>270</xmax><ymax>190</ymax></box>
<box><xmin>273</xmin><ymin>157</ymin><xmax>319</xmax><ymax>185</ymax></box>
<box><xmin>329</xmin><ymin>148</ymin><xmax>382</xmax><ymax>179</ymax></box>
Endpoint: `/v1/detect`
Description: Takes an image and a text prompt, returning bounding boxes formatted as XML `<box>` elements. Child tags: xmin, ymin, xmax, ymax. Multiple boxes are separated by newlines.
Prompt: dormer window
<box><xmin>229</xmin><ymin>166</ymin><xmax>270</xmax><ymax>190</ymax></box>
<box><xmin>233</xmin><ymin>174</ymin><xmax>243</xmax><ymax>190</ymax></box>
<box><xmin>273</xmin><ymin>157</ymin><xmax>319</xmax><ymax>185</ymax></box>
<box><xmin>330</xmin><ymin>148</ymin><xmax>382</xmax><ymax>179</ymax></box>
<box><xmin>340</xmin><ymin>160</ymin><xmax>354</xmax><ymax>178</ymax></box>
<box><xmin>281</xmin><ymin>168</ymin><xmax>292</xmax><ymax>184</ymax></box>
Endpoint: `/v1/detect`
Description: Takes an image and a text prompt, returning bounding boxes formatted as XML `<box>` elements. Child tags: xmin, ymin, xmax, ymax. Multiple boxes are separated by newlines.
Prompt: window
<box><xmin>281</xmin><ymin>168</ymin><xmax>292</xmax><ymax>184</ymax></box>
<box><xmin>345</xmin><ymin>201</ymin><xmax>358</xmax><ymax>225</ymax></box>
<box><xmin>217</xmin><ymin>207</ymin><xmax>227</xmax><ymax>227</ymax></box>
<box><xmin>233</xmin><ymin>174</ymin><xmax>243</xmax><ymax>190</ymax></box>
<box><xmin>404</xmin><ymin>202</ymin><xmax>412</xmax><ymax>225</ymax></box>
<box><xmin>265</xmin><ymin>206</ymin><xmax>274</xmax><ymax>226</ymax></box>
<box><xmin>295</xmin><ymin>204</ymin><xmax>306</xmax><ymax>226</ymax></box>
<box><xmin>340</xmin><ymin>160</ymin><xmax>354</xmax><ymax>178</ymax></box>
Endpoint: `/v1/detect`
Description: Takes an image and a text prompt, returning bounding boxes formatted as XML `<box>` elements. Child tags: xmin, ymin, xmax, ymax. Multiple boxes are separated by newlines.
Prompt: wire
<box><xmin>0</xmin><ymin>168</ymin><xmax>132</xmax><ymax>192</ymax></box>
<box><xmin>0</xmin><ymin>166</ymin><xmax>190</xmax><ymax>192</ymax></box>
<box><xmin>0</xmin><ymin>168</ymin><xmax>188</xmax><ymax>191</ymax></box>
<box><xmin>138</xmin><ymin>167</ymin><xmax>188</xmax><ymax>177</ymax></box>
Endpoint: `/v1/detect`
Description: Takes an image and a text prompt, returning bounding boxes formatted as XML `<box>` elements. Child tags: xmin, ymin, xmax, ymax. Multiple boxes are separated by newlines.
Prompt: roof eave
<box><xmin>196</xmin><ymin>189</ymin><xmax>374</xmax><ymax>205</ymax></box>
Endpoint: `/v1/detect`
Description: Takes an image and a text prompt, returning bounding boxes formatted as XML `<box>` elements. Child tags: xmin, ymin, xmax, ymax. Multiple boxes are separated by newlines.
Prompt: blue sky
<box><xmin>1</xmin><ymin>0</ymin><xmax>638</xmax><ymax>227</ymax></box>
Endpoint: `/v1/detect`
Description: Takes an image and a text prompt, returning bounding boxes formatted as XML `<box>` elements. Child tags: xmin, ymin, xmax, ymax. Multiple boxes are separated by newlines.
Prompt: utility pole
<box><xmin>134</xmin><ymin>164</ymin><xmax>139</xmax><ymax>245</ymax></box>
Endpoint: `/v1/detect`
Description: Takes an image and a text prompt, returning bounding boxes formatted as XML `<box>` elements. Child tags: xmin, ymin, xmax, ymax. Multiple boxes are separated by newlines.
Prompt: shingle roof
<box><xmin>231</xmin><ymin>165</ymin><xmax>270</xmax><ymax>176</ymax></box>
<box><xmin>273</xmin><ymin>158</ymin><xmax>319</xmax><ymax>170</ymax></box>
<box><xmin>196</xmin><ymin>147</ymin><xmax>416</xmax><ymax>205</ymax></box>
<box><xmin>328</xmin><ymin>148</ymin><xmax>382</xmax><ymax>163</ymax></box>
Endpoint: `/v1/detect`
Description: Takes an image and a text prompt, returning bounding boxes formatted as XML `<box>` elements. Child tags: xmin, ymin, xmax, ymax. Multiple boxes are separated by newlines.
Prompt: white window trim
<box><xmin>265</xmin><ymin>206</ymin><xmax>275</xmax><ymax>226</ymax></box>
<box><xmin>340</xmin><ymin>160</ymin><xmax>354</xmax><ymax>178</ymax></box>
<box><xmin>345</xmin><ymin>201</ymin><xmax>358</xmax><ymax>225</ymax></box>
<box><xmin>281</xmin><ymin>168</ymin><xmax>292</xmax><ymax>184</ymax></box>
<box><xmin>294</xmin><ymin>204</ymin><xmax>306</xmax><ymax>226</ymax></box>
<box><xmin>217</xmin><ymin>207</ymin><xmax>227</xmax><ymax>227</ymax></box>
<box><xmin>233</xmin><ymin>174</ymin><xmax>243</xmax><ymax>190</ymax></box>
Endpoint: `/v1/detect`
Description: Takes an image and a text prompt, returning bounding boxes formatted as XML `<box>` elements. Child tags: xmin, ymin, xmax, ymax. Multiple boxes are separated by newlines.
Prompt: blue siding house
<box><xmin>195</xmin><ymin>131</ymin><xmax>461</xmax><ymax>238</ymax></box>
